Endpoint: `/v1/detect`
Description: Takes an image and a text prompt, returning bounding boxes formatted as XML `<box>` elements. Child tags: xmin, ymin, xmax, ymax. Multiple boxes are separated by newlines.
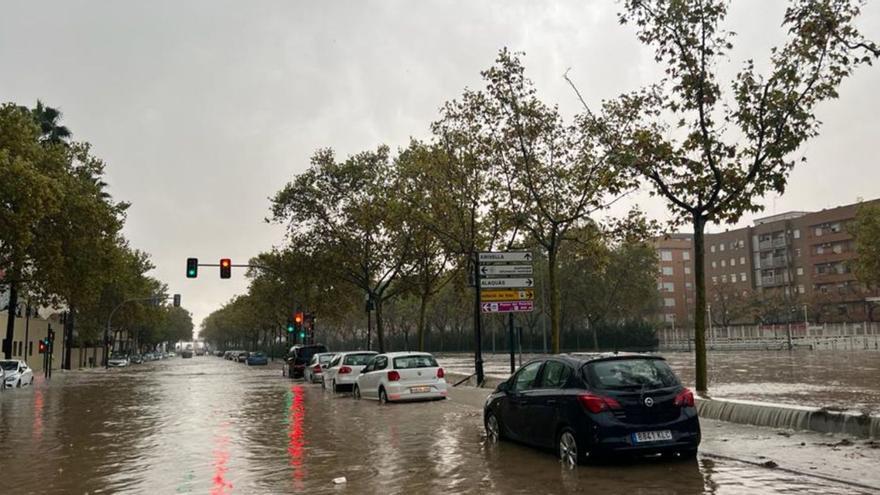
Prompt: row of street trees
<box><xmin>1</xmin><ymin>102</ymin><xmax>191</xmax><ymax>360</ymax></box>
<box><xmin>202</xmin><ymin>0</ymin><xmax>878</xmax><ymax>392</ymax></box>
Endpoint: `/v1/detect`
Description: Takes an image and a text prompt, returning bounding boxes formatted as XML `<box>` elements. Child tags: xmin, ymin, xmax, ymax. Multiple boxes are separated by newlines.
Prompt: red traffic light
<box><xmin>38</xmin><ymin>340</ymin><xmax>48</xmax><ymax>353</ymax></box>
<box><xmin>294</xmin><ymin>311</ymin><xmax>304</xmax><ymax>324</ymax></box>
<box><xmin>220</xmin><ymin>258</ymin><xmax>232</xmax><ymax>279</ymax></box>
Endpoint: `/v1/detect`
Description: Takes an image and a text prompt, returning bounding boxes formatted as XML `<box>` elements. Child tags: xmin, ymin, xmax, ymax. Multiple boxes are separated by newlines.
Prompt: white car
<box><xmin>354</xmin><ymin>352</ymin><xmax>447</xmax><ymax>403</ymax></box>
<box><xmin>323</xmin><ymin>351</ymin><xmax>377</xmax><ymax>392</ymax></box>
<box><xmin>303</xmin><ymin>352</ymin><xmax>337</xmax><ymax>384</ymax></box>
<box><xmin>1</xmin><ymin>360</ymin><xmax>34</xmax><ymax>388</ymax></box>
<box><xmin>107</xmin><ymin>354</ymin><xmax>130</xmax><ymax>367</ymax></box>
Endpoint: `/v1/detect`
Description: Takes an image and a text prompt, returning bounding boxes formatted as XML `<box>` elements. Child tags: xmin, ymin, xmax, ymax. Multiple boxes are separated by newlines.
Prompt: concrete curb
<box><xmin>447</xmin><ymin>372</ymin><xmax>880</xmax><ymax>439</ymax></box>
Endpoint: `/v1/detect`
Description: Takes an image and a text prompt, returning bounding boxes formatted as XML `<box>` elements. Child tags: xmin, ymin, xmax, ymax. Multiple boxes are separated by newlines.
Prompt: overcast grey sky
<box><xmin>3</xmin><ymin>1</ymin><xmax>879</xmax><ymax>331</ymax></box>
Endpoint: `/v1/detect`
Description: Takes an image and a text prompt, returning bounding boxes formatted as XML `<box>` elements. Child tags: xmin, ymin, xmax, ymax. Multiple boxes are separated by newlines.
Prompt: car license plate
<box><xmin>410</xmin><ymin>386</ymin><xmax>431</xmax><ymax>394</ymax></box>
<box><xmin>632</xmin><ymin>430</ymin><xmax>673</xmax><ymax>443</ymax></box>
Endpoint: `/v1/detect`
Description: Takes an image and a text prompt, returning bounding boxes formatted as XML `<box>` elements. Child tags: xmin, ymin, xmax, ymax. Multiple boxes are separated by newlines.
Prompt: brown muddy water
<box><xmin>0</xmin><ymin>356</ymin><xmax>874</xmax><ymax>494</ymax></box>
<box><xmin>441</xmin><ymin>350</ymin><xmax>880</xmax><ymax>415</ymax></box>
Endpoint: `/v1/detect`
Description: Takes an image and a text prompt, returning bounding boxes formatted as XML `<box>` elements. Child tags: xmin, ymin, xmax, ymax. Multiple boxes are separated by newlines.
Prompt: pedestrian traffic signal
<box><xmin>220</xmin><ymin>258</ymin><xmax>231</xmax><ymax>279</ymax></box>
<box><xmin>38</xmin><ymin>340</ymin><xmax>47</xmax><ymax>353</ymax></box>
<box><xmin>173</xmin><ymin>294</ymin><xmax>181</xmax><ymax>307</ymax></box>
<box><xmin>186</xmin><ymin>258</ymin><xmax>199</xmax><ymax>278</ymax></box>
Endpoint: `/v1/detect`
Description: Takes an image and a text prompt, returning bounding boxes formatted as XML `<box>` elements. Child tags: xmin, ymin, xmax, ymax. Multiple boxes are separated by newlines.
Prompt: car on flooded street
<box><xmin>483</xmin><ymin>353</ymin><xmax>700</xmax><ymax>466</ymax></box>
<box><xmin>246</xmin><ymin>351</ymin><xmax>268</xmax><ymax>366</ymax></box>
<box><xmin>107</xmin><ymin>353</ymin><xmax>130</xmax><ymax>367</ymax></box>
<box><xmin>234</xmin><ymin>350</ymin><xmax>250</xmax><ymax>363</ymax></box>
<box><xmin>1</xmin><ymin>360</ymin><xmax>34</xmax><ymax>388</ymax></box>
<box><xmin>353</xmin><ymin>352</ymin><xmax>447</xmax><ymax>403</ymax></box>
<box><xmin>130</xmin><ymin>355</ymin><xmax>144</xmax><ymax>365</ymax></box>
<box><xmin>285</xmin><ymin>344</ymin><xmax>328</xmax><ymax>378</ymax></box>
<box><xmin>323</xmin><ymin>351</ymin><xmax>376</xmax><ymax>392</ymax></box>
<box><xmin>303</xmin><ymin>352</ymin><xmax>336</xmax><ymax>383</ymax></box>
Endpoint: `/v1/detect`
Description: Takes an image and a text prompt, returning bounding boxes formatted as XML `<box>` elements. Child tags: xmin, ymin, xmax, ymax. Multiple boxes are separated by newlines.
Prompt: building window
<box><xmin>740</xmin><ymin>272</ymin><xmax>747</xmax><ymax>282</ymax></box>
<box><xmin>711</xmin><ymin>261</ymin><xmax>717</xmax><ymax>269</ymax></box>
<box><xmin>739</xmin><ymin>240</ymin><xmax>745</xmax><ymax>248</ymax></box>
<box><xmin>740</xmin><ymin>256</ymin><xmax>746</xmax><ymax>265</ymax></box>
<box><xmin>798</xmin><ymin>285</ymin><xmax>805</xmax><ymax>294</ymax></box>
<box><xmin>662</xmin><ymin>266</ymin><xmax>673</xmax><ymax>276</ymax></box>
<box><xmin>721</xmin><ymin>260</ymin><xmax>727</xmax><ymax>267</ymax></box>
<box><xmin>795</xmin><ymin>248</ymin><xmax>801</xmax><ymax>257</ymax></box>
<box><xmin>721</xmin><ymin>275</ymin><xmax>728</xmax><ymax>283</ymax></box>
<box><xmin>684</xmin><ymin>267</ymin><xmax>691</xmax><ymax>275</ymax></box>
<box><xmin>712</xmin><ymin>276</ymin><xmax>718</xmax><ymax>284</ymax></box>
<box><xmin>730</xmin><ymin>258</ymin><xmax>736</xmax><ymax>266</ymax></box>
<box><xmin>664</xmin><ymin>314</ymin><xmax>675</xmax><ymax>323</ymax></box>
<box><xmin>796</xmin><ymin>267</ymin><xmax>804</xmax><ymax>276</ymax></box>
<box><xmin>664</xmin><ymin>298</ymin><xmax>676</xmax><ymax>307</ymax></box>
<box><xmin>662</xmin><ymin>282</ymin><xmax>675</xmax><ymax>292</ymax></box>
<box><xmin>710</xmin><ymin>245</ymin><xmax>715</xmax><ymax>253</ymax></box>
<box><xmin>660</xmin><ymin>250</ymin><xmax>673</xmax><ymax>261</ymax></box>
<box><xmin>683</xmin><ymin>251</ymin><xmax>690</xmax><ymax>261</ymax></box>
<box><xmin>793</xmin><ymin>229</ymin><xmax>800</xmax><ymax>239</ymax></box>
<box><xmin>28</xmin><ymin>341</ymin><xmax>33</xmax><ymax>356</ymax></box>
<box><xmin>685</xmin><ymin>282</ymin><xmax>693</xmax><ymax>289</ymax></box>
<box><xmin>720</xmin><ymin>243</ymin><xmax>725</xmax><ymax>252</ymax></box>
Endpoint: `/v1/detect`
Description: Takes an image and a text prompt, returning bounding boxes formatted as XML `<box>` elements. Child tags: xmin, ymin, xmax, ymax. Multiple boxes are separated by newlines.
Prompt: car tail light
<box><xmin>313</xmin><ymin>365</ymin><xmax>322</xmax><ymax>373</ymax></box>
<box><xmin>436</xmin><ymin>368</ymin><xmax>445</xmax><ymax>379</ymax></box>
<box><xmin>674</xmin><ymin>388</ymin><xmax>695</xmax><ymax>407</ymax></box>
<box><xmin>578</xmin><ymin>393</ymin><xmax>622</xmax><ymax>414</ymax></box>
<box><xmin>387</xmin><ymin>370</ymin><xmax>401</xmax><ymax>381</ymax></box>
<box><xmin>339</xmin><ymin>366</ymin><xmax>352</xmax><ymax>374</ymax></box>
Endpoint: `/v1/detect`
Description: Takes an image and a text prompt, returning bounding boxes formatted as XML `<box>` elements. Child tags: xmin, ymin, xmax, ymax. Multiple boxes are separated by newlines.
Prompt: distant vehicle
<box><xmin>483</xmin><ymin>353</ymin><xmax>700</xmax><ymax>466</ymax></box>
<box><xmin>195</xmin><ymin>348</ymin><xmax>206</xmax><ymax>356</ymax></box>
<box><xmin>130</xmin><ymin>355</ymin><xmax>144</xmax><ymax>365</ymax></box>
<box><xmin>167</xmin><ymin>352</ymin><xmax>177</xmax><ymax>358</ymax></box>
<box><xmin>181</xmin><ymin>350</ymin><xmax>193</xmax><ymax>358</ymax></box>
<box><xmin>354</xmin><ymin>352</ymin><xmax>446</xmax><ymax>403</ymax></box>
<box><xmin>303</xmin><ymin>352</ymin><xmax>336</xmax><ymax>383</ymax></box>
<box><xmin>285</xmin><ymin>344</ymin><xmax>328</xmax><ymax>378</ymax></box>
<box><xmin>108</xmin><ymin>353</ymin><xmax>130</xmax><ymax>368</ymax></box>
<box><xmin>214</xmin><ymin>350</ymin><xmax>225</xmax><ymax>357</ymax></box>
<box><xmin>323</xmin><ymin>351</ymin><xmax>377</xmax><ymax>392</ymax></box>
<box><xmin>1</xmin><ymin>360</ymin><xmax>34</xmax><ymax>388</ymax></box>
<box><xmin>246</xmin><ymin>352</ymin><xmax>268</xmax><ymax>366</ymax></box>
<box><xmin>235</xmin><ymin>351</ymin><xmax>250</xmax><ymax>363</ymax></box>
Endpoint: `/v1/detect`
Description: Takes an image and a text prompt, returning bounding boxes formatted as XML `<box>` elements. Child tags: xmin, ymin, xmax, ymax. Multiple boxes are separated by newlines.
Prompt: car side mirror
<box><xmin>497</xmin><ymin>381</ymin><xmax>510</xmax><ymax>393</ymax></box>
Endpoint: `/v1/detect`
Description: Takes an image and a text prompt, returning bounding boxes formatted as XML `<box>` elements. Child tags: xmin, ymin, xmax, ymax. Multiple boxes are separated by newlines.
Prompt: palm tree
<box><xmin>31</xmin><ymin>100</ymin><xmax>71</xmax><ymax>144</ymax></box>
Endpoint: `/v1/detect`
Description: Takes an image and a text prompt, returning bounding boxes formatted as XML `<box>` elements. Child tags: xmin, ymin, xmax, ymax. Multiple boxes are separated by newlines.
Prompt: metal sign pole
<box><xmin>508</xmin><ymin>313</ymin><xmax>515</xmax><ymax>374</ymax></box>
<box><xmin>473</xmin><ymin>253</ymin><xmax>484</xmax><ymax>386</ymax></box>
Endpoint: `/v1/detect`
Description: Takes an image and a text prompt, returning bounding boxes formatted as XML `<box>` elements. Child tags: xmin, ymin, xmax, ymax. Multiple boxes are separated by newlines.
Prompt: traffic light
<box><xmin>186</xmin><ymin>258</ymin><xmax>199</xmax><ymax>278</ymax></box>
<box><xmin>47</xmin><ymin>328</ymin><xmax>55</xmax><ymax>343</ymax></box>
<box><xmin>299</xmin><ymin>330</ymin><xmax>306</xmax><ymax>339</ymax></box>
<box><xmin>38</xmin><ymin>340</ymin><xmax>47</xmax><ymax>354</ymax></box>
<box><xmin>173</xmin><ymin>294</ymin><xmax>181</xmax><ymax>307</ymax></box>
<box><xmin>286</xmin><ymin>321</ymin><xmax>295</xmax><ymax>334</ymax></box>
<box><xmin>294</xmin><ymin>311</ymin><xmax>304</xmax><ymax>326</ymax></box>
<box><xmin>220</xmin><ymin>258</ymin><xmax>232</xmax><ymax>279</ymax></box>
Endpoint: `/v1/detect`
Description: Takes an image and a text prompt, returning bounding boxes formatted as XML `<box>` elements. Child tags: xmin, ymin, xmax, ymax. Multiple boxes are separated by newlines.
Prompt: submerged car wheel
<box><xmin>485</xmin><ymin>412</ymin><xmax>503</xmax><ymax>443</ymax></box>
<box><xmin>379</xmin><ymin>388</ymin><xmax>389</xmax><ymax>404</ymax></box>
<box><xmin>353</xmin><ymin>384</ymin><xmax>361</xmax><ymax>400</ymax></box>
<box><xmin>16</xmin><ymin>379</ymin><xmax>21</xmax><ymax>388</ymax></box>
<box><xmin>558</xmin><ymin>428</ymin><xmax>579</xmax><ymax>467</ymax></box>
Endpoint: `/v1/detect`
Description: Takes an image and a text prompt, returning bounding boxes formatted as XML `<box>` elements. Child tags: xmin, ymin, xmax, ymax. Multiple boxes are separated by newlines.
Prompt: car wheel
<box><xmin>353</xmin><ymin>384</ymin><xmax>361</xmax><ymax>400</ymax></box>
<box><xmin>379</xmin><ymin>388</ymin><xmax>389</xmax><ymax>405</ymax></box>
<box><xmin>16</xmin><ymin>379</ymin><xmax>21</xmax><ymax>388</ymax></box>
<box><xmin>485</xmin><ymin>412</ymin><xmax>503</xmax><ymax>443</ymax></box>
<box><xmin>558</xmin><ymin>428</ymin><xmax>580</xmax><ymax>468</ymax></box>
<box><xmin>332</xmin><ymin>380</ymin><xmax>339</xmax><ymax>393</ymax></box>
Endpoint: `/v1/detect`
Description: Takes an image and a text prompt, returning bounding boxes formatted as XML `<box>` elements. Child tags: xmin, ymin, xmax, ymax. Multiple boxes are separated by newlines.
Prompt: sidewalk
<box><xmin>446</xmin><ymin>385</ymin><xmax>880</xmax><ymax>491</ymax></box>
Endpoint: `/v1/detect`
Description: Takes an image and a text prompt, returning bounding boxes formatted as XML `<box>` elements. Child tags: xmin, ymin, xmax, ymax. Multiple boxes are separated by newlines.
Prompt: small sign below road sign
<box><xmin>480</xmin><ymin>277</ymin><xmax>534</xmax><ymax>289</ymax></box>
<box><xmin>480</xmin><ymin>264</ymin><xmax>533</xmax><ymax>276</ymax></box>
<box><xmin>478</xmin><ymin>252</ymin><xmax>533</xmax><ymax>263</ymax></box>
<box><xmin>481</xmin><ymin>301</ymin><xmax>534</xmax><ymax>313</ymax></box>
<box><xmin>480</xmin><ymin>289</ymin><xmax>535</xmax><ymax>302</ymax></box>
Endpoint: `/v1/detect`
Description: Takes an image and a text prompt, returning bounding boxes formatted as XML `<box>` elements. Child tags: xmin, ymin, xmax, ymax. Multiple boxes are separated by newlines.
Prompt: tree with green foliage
<box><xmin>589</xmin><ymin>0</ymin><xmax>879</xmax><ymax>392</ymax></box>
<box><xmin>850</xmin><ymin>203</ymin><xmax>880</xmax><ymax>291</ymax></box>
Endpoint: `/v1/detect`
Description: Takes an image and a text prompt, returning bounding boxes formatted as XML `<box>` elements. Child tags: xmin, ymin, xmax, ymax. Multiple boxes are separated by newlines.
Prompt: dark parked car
<box><xmin>130</xmin><ymin>355</ymin><xmax>144</xmax><ymax>364</ymax></box>
<box><xmin>285</xmin><ymin>344</ymin><xmax>328</xmax><ymax>378</ymax></box>
<box><xmin>483</xmin><ymin>353</ymin><xmax>700</xmax><ymax>466</ymax></box>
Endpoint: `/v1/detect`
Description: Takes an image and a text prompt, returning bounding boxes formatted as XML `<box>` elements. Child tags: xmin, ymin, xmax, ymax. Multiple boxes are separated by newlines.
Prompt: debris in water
<box><xmin>760</xmin><ymin>460</ymin><xmax>778</xmax><ymax>469</ymax></box>
<box><xmin>333</xmin><ymin>477</ymin><xmax>347</xmax><ymax>485</ymax></box>
<box><xmin>776</xmin><ymin>431</ymin><xmax>791</xmax><ymax>437</ymax></box>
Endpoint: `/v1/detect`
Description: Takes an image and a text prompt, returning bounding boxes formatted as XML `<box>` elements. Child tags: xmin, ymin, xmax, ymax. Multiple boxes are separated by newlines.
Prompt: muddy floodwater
<box><xmin>0</xmin><ymin>357</ymin><xmax>874</xmax><ymax>494</ymax></box>
<box><xmin>442</xmin><ymin>349</ymin><xmax>880</xmax><ymax>414</ymax></box>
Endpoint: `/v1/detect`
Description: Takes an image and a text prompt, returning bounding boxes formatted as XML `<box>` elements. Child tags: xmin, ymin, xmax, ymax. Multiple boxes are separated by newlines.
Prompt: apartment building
<box><xmin>653</xmin><ymin>199</ymin><xmax>880</xmax><ymax>325</ymax></box>
<box><xmin>651</xmin><ymin>234</ymin><xmax>694</xmax><ymax>327</ymax></box>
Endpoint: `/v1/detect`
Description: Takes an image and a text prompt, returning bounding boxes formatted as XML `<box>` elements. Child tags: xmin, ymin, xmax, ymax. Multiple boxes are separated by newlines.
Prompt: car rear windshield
<box><xmin>343</xmin><ymin>354</ymin><xmax>374</xmax><ymax>366</ymax></box>
<box><xmin>296</xmin><ymin>346</ymin><xmax>328</xmax><ymax>362</ymax></box>
<box><xmin>393</xmin><ymin>355</ymin><xmax>438</xmax><ymax>369</ymax></box>
<box><xmin>318</xmin><ymin>354</ymin><xmax>334</xmax><ymax>364</ymax></box>
<box><xmin>583</xmin><ymin>358</ymin><xmax>679</xmax><ymax>390</ymax></box>
<box><xmin>0</xmin><ymin>362</ymin><xmax>17</xmax><ymax>370</ymax></box>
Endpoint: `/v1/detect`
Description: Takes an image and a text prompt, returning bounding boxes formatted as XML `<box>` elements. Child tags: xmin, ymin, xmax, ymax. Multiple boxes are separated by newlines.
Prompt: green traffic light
<box><xmin>299</xmin><ymin>332</ymin><xmax>305</xmax><ymax>338</ymax></box>
<box><xmin>286</xmin><ymin>325</ymin><xmax>294</xmax><ymax>333</ymax></box>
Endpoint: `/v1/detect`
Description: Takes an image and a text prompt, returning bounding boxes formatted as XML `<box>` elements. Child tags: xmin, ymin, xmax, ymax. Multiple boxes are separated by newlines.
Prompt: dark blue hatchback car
<box><xmin>483</xmin><ymin>353</ymin><xmax>700</xmax><ymax>466</ymax></box>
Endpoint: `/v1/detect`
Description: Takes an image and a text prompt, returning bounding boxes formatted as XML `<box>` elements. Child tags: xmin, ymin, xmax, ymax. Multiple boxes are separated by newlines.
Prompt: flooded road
<box><xmin>0</xmin><ymin>356</ymin><xmax>875</xmax><ymax>494</ymax></box>
<box><xmin>441</xmin><ymin>350</ymin><xmax>880</xmax><ymax>414</ymax></box>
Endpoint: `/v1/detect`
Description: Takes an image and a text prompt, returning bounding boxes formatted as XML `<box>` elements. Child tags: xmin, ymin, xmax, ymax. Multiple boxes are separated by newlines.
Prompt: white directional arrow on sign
<box><xmin>480</xmin><ymin>277</ymin><xmax>534</xmax><ymax>289</ymax></box>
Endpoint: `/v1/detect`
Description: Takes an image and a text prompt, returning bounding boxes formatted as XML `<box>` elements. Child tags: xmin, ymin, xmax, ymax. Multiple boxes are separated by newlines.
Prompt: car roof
<box><xmin>337</xmin><ymin>350</ymin><xmax>376</xmax><ymax>356</ymax></box>
<box><xmin>378</xmin><ymin>351</ymin><xmax>434</xmax><ymax>358</ymax></box>
<box><xmin>549</xmin><ymin>352</ymin><xmax>666</xmax><ymax>366</ymax></box>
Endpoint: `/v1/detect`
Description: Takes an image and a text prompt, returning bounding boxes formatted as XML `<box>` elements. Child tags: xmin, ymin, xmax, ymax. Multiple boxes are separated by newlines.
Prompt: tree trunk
<box><xmin>591</xmin><ymin>319</ymin><xmax>599</xmax><ymax>351</ymax></box>
<box><xmin>3</xmin><ymin>281</ymin><xmax>18</xmax><ymax>359</ymax></box>
<box><xmin>375</xmin><ymin>299</ymin><xmax>386</xmax><ymax>353</ymax></box>
<box><xmin>692</xmin><ymin>214</ymin><xmax>708</xmax><ymax>393</ymax></box>
<box><xmin>548</xmin><ymin>247</ymin><xmax>561</xmax><ymax>354</ymax></box>
<box><xmin>417</xmin><ymin>292</ymin><xmax>429</xmax><ymax>352</ymax></box>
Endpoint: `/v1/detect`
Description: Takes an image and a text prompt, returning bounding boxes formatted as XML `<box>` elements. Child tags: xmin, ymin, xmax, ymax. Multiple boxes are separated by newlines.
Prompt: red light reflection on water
<box><xmin>32</xmin><ymin>386</ymin><xmax>44</xmax><ymax>440</ymax></box>
<box><xmin>288</xmin><ymin>385</ymin><xmax>306</xmax><ymax>488</ymax></box>
<box><xmin>211</xmin><ymin>421</ymin><xmax>233</xmax><ymax>495</ymax></box>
